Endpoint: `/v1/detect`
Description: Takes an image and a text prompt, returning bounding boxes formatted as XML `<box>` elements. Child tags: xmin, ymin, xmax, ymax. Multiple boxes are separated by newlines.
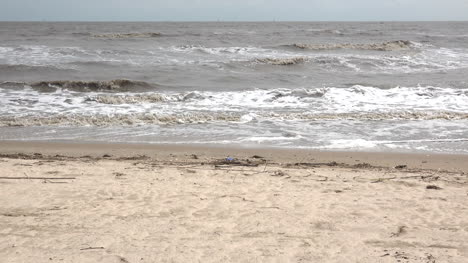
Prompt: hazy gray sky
<box><xmin>1</xmin><ymin>0</ymin><xmax>468</xmax><ymax>21</ymax></box>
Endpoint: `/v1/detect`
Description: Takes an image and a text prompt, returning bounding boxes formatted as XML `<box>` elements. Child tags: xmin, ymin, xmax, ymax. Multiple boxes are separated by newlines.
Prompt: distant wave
<box><xmin>0</xmin><ymin>64</ymin><xmax>68</xmax><ymax>72</ymax></box>
<box><xmin>0</xmin><ymin>81</ymin><xmax>27</xmax><ymax>89</ymax></box>
<box><xmin>92</xmin><ymin>32</ymin><xmax>161</xmax><ymax>38</ymax></box>
<box><xmin>254</xmin><ymin>57</ymin><xmax>308</xmax><ymax>65</ymax></box>
<box><xmin>171</xmin><ymin>45</ymin><xmax>266</xmax><ymax>55</ymax></box>
<box><xmin>29</xmin><ymin>79</ymin><xmax>155</xmax><ymax>92</ymax></box>
<box><xmin>306</xmin><ymin>29</ymin><xmax>344</xmax><ymax>35</ymax></box>
<box><xmin>288</xmin><ymin>40</ymin><xmax>414</xmax><ymax>51</ymax></box>
<box><xmin>71</xmin><ymin>32</ymin><xmax>91</xmax><ymax>37</ymax></box>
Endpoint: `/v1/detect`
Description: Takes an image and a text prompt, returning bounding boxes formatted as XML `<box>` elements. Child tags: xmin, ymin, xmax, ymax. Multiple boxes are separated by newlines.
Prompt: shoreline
<box><xmin>1</xmin><ymin>140</ymin><xmax>467</xmax><ymax>172</ymax></box>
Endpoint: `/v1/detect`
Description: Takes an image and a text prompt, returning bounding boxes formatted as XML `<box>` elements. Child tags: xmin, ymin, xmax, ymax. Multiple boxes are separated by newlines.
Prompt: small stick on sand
<box><xmin>371</xmin><ymin>176</ymin><xmax>397</xmax><ymax>183</ymax></box>
<box><xmin>80</xmin><ymin>247</ymin><xmax>105</xmax><ymax>251</ymax></box>
<box><xmin>0</xmin><ymin>177</ymin><xmax>76</xmax><ymax>180</ymax></box>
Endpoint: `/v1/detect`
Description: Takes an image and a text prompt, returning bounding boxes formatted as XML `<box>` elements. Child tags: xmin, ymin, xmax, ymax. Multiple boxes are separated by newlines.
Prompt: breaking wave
<box><xmin>289</xmin><ymin>40</ymin><xmax>414</xmax><ymax>51</ymax></box>
<box><xmin>92</xmin><ymin>32</ymin><xmax>161</xmax><ymax>38</ymax></box>
<box><xmin>86</xmin><ymin>94</ymin><xmax>169</xmax><ymax>104</ymax></box>
<box><xmin>0</xmin><ymin>113</ymin><xmax>242</xmax><ymax>127</ymax></box>
<box><xmin>2</xmin><ymin>110</ymin><xmax>468</xmax><ymax>127</ymax></box>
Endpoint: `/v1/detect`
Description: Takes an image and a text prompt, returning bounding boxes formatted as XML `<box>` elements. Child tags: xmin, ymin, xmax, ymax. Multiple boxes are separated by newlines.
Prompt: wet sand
<box><xmin>0</xmin><ymin>141</ymin><xmax>467</xmax><ymax>262</ymax></box>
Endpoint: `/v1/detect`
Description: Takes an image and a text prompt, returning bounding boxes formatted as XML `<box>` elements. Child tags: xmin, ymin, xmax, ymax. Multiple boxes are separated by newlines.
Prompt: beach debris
<box><xmin>116</xmin><ymin>155</ymin><xmax>149</xmax><ymax>161</ymax></box>
<box><xmin>292</xmin><ymin>161</ymin><xmax>339</xmax><ymax>167</ymax></box>
<box><xmin>390</xmin><ymin>226</ymin><xmax>407</xmax><ymax>237</ymax></box>
<box><xmin>371</xmin><ymin>176</ymin><xmax>397</xmax><ymax>183</ymax></box>
<box><xmin>426</xmin><ymin>254</ymin><xmax>436</xmax><ymax>263</ymax></box>
<box><xmin>0</xmin><ymin>176</ymin><xmax>75</xmax><ymax>180</ymax></box>
<box><xmin>353</xmin><ymin>162</ymin><xmax>373</xmax><ymax>168</ymax></box>
<box><xmin>271</xmin><ymin>170</ymin><xmax>286</xmax><ymax>177</ymax></box>
<box><xmin>393</xmin><ymin>251</ymin><xmax>410</xmax><ymax>260</ymax></box>
<box><xmin>251</xmin><ymin>155</ymin><xmax>264</xmax><ymax>159</ymax></box>
<box><xmin>426</xmin><ymin>185</ymin><xmax>442</xmax><ymax>190</ymax></box>
<box><xmin>395</xmin><ymin>164</ymin><xmax>407</xmax><ymax>169</ymax></box>
<box><xmin>80</xmin><ymin>246</ymin><xmax>105</xmax><ymax>251</ymax></box>
<box><xmin>220</xmin><ymin>195</ymin><xmax>254</xmax><ymax>202</ymax></box>
<box><xmin>213</xmin><ymin>157</ymin><xmax>260</xmax><ymax>167</ymax></box>
<box><xmin>190</xmin><ymin>154</ymin><xmax>199</xmax><ymax>159</ymax></box>
<box><xmin>102</xmin><ymin>154</ymin><xmax>112</xmax><ymax>158</ymax></box>
<box><xmin>311</xmin><ymin>175</ymin><xmax>329</xmax><ymax>182</ymax></box>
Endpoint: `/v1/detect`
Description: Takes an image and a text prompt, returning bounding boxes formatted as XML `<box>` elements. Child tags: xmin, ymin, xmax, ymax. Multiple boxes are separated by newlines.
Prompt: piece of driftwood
<box><xmin>80</xmin><ymin>247</ymin><xmax>104</xmax><ymax>251</ymax></box>
<box><xmin>0</xmin><ymin>177</ymin><xmax>76</xmax><ymax>180</ymax></box>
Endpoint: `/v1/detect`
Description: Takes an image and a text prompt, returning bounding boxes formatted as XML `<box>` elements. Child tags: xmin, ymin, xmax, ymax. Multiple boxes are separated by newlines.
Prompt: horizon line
<box><xmin>1</xmin><ymin>20</ymin><xmax>468</xmax><ymax>23</ymax></box>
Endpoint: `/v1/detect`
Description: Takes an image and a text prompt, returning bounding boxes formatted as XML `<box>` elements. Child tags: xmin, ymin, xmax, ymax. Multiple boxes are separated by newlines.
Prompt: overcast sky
<box><xmin>1</xmin><ymin>0</ymin><xmax>468</xmax><ymax>21</ymax></box>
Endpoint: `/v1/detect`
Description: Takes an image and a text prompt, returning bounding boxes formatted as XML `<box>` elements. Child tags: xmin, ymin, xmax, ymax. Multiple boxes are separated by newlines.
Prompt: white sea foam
<box><xmin>1</xmin><ymin>85</ymin><xmax>468</xmax><ymax>127</ymax></box>
<box><xmin>319</xmin><ymin>138</ymin><xmax>468</xmax><ymax>151</ymax></box>
<box><xmin>319</xmin><ymin>139</ymin><xmax>380</xmax><ymax>149</ymax></box>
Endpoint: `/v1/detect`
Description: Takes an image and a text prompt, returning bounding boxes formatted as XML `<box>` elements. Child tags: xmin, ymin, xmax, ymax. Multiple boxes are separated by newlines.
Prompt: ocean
<box><xmin>1</xmin><ymin>22</ymin><xmax>468</xmax><ymax>153</ymax></box>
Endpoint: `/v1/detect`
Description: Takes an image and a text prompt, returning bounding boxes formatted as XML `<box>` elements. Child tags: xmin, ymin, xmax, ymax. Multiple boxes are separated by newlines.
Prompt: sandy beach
<box><xmin>0</xmin><ymin>141</ymin><xmax>467</xmax><ymax>262</ymax></box>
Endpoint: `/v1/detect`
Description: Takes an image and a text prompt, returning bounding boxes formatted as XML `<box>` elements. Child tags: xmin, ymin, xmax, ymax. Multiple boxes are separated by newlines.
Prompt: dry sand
<box><xmin>0</xmin><ymin>141</ymin><xmax>467</xmax><ymax>262</ymax></box>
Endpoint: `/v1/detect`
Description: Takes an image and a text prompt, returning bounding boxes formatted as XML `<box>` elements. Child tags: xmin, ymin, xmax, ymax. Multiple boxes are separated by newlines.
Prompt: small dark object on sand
<box><xmin>426</xmin><ymin>185</ymin><xmax>442</xmax><ymax>190</ymax></box>
<box><xmin>213</xmin><ymin>157</ymin><xmax>259</xmax><ymax>167</ymax></box>
<box><xmin>191</xmin><ymin>154</ymin><xmax>199</xmax><ymax>159</ymax></box>
<box><xmin>103</xmin><ymin>154</ymin><xmax>112</xmax><ymax>158</ymax></box>
<box><xmin>391</xmin><ymin>226</ymin><xmax>407</xmax><ymax>237</ymax></box>
<box><xmin>271</xmin><ymin>170</ymin><xmax>286</xmax><ymax>177</ymax></box>
<box><xmin>395</xmin><ymin>165</ymin><xmax>407</xmax><ymax>169</ymax></box>
<box><xmin>353</xmin><ymin>163</ymin><xmax>373</xmax><ymax>168</ymax></box>
<box><xmin>80</xmin><ymin>247</ymin><xmax>105</xmax><ymax>251</ymax></box>
<box><xmin>251</xmin><ymin>155</ymin><xmax>264</xmax><ymax>159</ymax></box>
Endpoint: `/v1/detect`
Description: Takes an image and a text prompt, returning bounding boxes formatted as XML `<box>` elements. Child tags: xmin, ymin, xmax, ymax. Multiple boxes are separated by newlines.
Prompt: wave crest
<box><xmin>254</xmin><ymin>57</ymin><xmax>308</xmax><ymax>65</ymax></box>
<box><xmin>30</xmin><ymin>79</ymin><xmax>154</xmax><ymax>92</ymax></box>
<box><xmin>290</xmin><ymin>40</ymin><xmax>413</xmax><ymax>51</ymax></box>
<box><xmin>92</xmin><ymin>32</ymin><xmax>161</xmax><ymax>38</ymax></box>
